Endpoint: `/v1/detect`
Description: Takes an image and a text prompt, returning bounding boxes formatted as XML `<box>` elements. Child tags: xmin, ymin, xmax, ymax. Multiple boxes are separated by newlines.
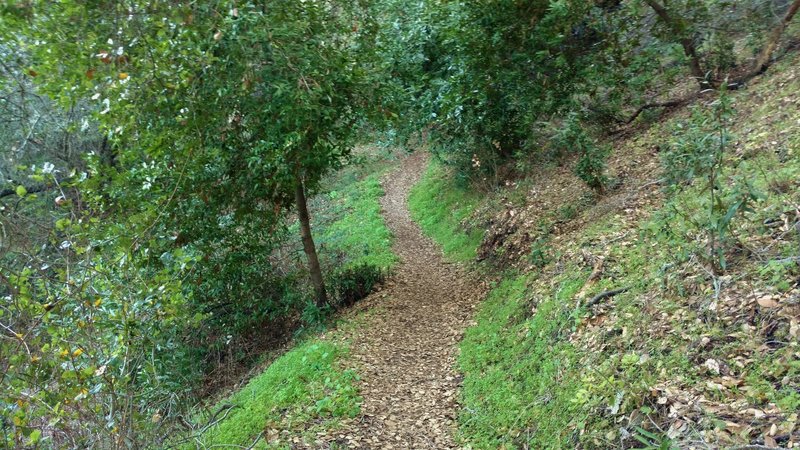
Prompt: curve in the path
<box><xmin>323</xmin><ymin>151</ymin><xmax>482</xmax><ymax>449</ymax></box>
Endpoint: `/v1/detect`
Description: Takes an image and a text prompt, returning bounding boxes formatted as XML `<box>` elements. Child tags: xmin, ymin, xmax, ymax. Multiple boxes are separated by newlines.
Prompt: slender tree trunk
<box><xmin>294</xmin><ymin>173</ymin><xmax>328</xmax><ymax>307</ymax></box>
<box><xmin>645</xmin><ymin>0</ymin><xmax>712</xmax><ymax>90</ymax></box>
<box><xmin>752</xmin><ymin>0</ymin><xmax>800</xmax><ymax>75</ymax></box>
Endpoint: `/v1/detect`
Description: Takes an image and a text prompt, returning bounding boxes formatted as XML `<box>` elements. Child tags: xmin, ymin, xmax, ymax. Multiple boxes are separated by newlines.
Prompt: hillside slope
<box><xmin>411</xmin><ymin>55</ymin><xmax>800</xmax><ymax>449</ymax></box>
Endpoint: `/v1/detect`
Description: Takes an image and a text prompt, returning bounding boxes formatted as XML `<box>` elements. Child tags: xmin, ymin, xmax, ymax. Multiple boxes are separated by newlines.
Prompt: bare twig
<box><xmin>622</xmin><ymin>95</ymin><xmax>698</xmax><ymax>125</ymax></box>
<box><xmin>576</xmin><ymin>257</ymin><xmax>605</xmax><ymax>301</ymax></box>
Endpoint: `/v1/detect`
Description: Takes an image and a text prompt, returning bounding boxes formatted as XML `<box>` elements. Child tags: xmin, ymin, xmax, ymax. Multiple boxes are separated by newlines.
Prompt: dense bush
<box><xmin>379</xmin><ymin>0</ymin><xmax>798</xmax><ymax>184</ymax></box>
<box><xmin>328</xmin><ymin>263</ymin><xmax>386</xmax><ymax>308</ymax></box>
<box><xmin>550</xmin><ymin>114</ymin><xmax>611</xmax><ymax>192</ymax></box>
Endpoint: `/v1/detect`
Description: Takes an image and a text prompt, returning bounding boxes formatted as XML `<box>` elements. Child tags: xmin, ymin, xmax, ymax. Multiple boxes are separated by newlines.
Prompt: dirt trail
<box><xmin>322</xmin><ymin>152</ymin><xmax>483</xmax><ymax>449</ymax></box>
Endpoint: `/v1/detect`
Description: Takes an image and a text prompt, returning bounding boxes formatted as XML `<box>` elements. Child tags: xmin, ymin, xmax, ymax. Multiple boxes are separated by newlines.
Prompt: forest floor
<box><xmin>316</xmin><ymin>151</ymin><xmax>485</xmax><ymax>448</ymax></box>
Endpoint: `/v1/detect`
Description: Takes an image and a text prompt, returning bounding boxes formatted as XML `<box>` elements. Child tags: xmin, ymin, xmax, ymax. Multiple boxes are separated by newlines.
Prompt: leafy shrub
<box><xmin>575</xmin><ymin>142</ymin><xmax>612</xmax><ymax>193</ymax></box>
<box><xmin>528</xmin><ymin>238</ymin><xmax>551</xmax><ymax>268</ymax></box>
<box><xmin>703</xmin><ymin>32</ymin><xmax>737</xmax><ymax>80</ymax></box>
<box><xmin>301</xmin><ymin>300</ymin><xmax>335</xmax><ymax>328</ymax></box>
<box><xmin>328</xmin><ymin>263</ymin><xmax>386</xmax><ymax>309</ymax></box>
<box><xmin>660</xmin><ymin>89</ymin><xmax>762</xmax><ymax>273</ymax></box>
<box><xmin>634</xmin><ymin>427</ymin><xmax>679</xmax><ymax>450</ymax></box>
<box><xmin>1</xmin><ymin>216</ymin><xmax>203</xmax><ymax>448</ymax></box>
<box><xmin>550</xmin><ymin>114</ymin><xmax>611</xmax><ymax>192</ymax></box>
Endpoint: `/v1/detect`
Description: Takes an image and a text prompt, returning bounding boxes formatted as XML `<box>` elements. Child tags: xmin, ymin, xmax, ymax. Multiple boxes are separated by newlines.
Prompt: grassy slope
<box><xmin>412</xmin><ymin>57</ymin><xmax>800</xmax><ymax>449</ymax></box>
<box><xmin>408</xmin><ymin>162</ymin><xmax>484</xmax><ymax>262</ymax></box>
<box><xmin>188</xmin><ymin>149</ymin><xmax>398</xmax><ymax>448</ymax></box>
<box><xmin>317</xmin><ymin>173</ymin><xmax>397</xmax><ymax>271</ymax></box>
<box><xmin>194</xmin><ymin>341</ymin><xmax>359</xmax><ymax>448</ymax></box>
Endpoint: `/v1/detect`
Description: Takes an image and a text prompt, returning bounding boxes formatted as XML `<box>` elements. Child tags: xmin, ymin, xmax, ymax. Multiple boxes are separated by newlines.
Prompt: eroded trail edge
<box><xmin>322</xmin><ymin>152</ymin><xmax>483</xmax><ymax>449</ymax></box>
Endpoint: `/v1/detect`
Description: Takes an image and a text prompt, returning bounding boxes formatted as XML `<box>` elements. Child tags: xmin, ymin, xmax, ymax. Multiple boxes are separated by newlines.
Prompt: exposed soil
<box><xmin>319</xmin><ymin>151</ymin><xmax>484</xmax><ymax>448</ymax></box>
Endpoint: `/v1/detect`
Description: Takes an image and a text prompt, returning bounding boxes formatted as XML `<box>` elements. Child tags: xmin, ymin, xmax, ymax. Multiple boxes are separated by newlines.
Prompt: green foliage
<box><xmin>328</xmin><ymin>263</ymin><xmax>386</xmax><ymax>309</ymax></box>
<box><xmin>0</xmin><ymin>207</ymin><xmax>202</xmax><ymax>447</ymax></box>
<box><xmin>702</xmin><ymin>31</ymin><xmax>737</xmax><ymax>78</ymax></box>
<box><xmin>0</xmin><ymin>1</ymin><xmax>390</xmax><ymax>445</ymax></box>
<box><xmin>638</xmin><ymin>0</ymin><xmax>784</xmax><ymax>88</ymax></box>
<box><xmin>190</xmin><ymin>341</ymin><xmax>360</xmax><ymax>448</ymax></box>
<box><xmin>575</xmin><ymin>142</ymin><xmax>612</xmax><ymax>193</ymax></box>
<box><xmin>375</xmin><ymin>0</ymin><xmax>795</xmax><ymax>183</ymax></box>
<box><xmin>374</xmin><ymin>0</ymin><xmax>583</xmax><ymax>175</ymax></box>
<box><xmin>421</xmin><ymin>0</ymin><xmax>599</xmax><ymax>179</ymax></box>
<box><xmin>634</xmin><ymin>427</ymin><xmax>679</xmax><ymax>450</ymax></box>
<box><xmin>376</xmin><ymin>0</ymin><xmax>698</xmax><ymax>181</ymax></box>
<box><xmin>408</xmin><ymin>162</ymin><xmax>483</xmax><ymax>262</ymax></box>
<box><xmin>528</xmin><ymin>238</ymin><xmax>551</xmax><ymax>268</ymax></box>
<box><xmin>300</xmin><ymin>300</ymin><xmax>335</xmax><ymax>330</ymax></box>
<box><xmin>550</xmin><ymin>114</ymin><xmax>611</xmax><ymax>192</ymax></box>
<box><xmin>660</xmin><ymin>90</ymin><xmax>762</xmax><ymax>272</ymax></box>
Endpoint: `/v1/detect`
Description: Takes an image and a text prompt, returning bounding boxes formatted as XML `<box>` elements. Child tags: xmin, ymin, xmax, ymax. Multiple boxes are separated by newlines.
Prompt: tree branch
<box><xmin>728</xmin><ymin>0</ymin><xmax>800</xmax><ymax>88</ymax></box>
<box><xmin>621</xmin><ymin>94</ymin><xmax>698</xmax><ymax>125</ymax></box>
<box><xmin>0</xmin><ymin>178</ymin><xmax>66</xmax><ymax>200</ymax></box>
<box><xmin>585</xmin><ymin>287</ymin><xmax>630</xmax><ymax>308</ymax></box>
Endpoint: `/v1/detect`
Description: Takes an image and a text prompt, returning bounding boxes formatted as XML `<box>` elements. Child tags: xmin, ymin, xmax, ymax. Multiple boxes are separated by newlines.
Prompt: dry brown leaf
<box><xmin>757</xmin><ymin>296</ymin><xmax>780</xmax><ymax>308</ymax></box>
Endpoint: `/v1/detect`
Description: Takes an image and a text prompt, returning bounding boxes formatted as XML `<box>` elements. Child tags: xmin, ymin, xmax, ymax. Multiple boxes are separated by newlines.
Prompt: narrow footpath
<box><xmin>321</xmin><ymin>151</ymin><xmax>484</xmax><ymax>449</ymax></box>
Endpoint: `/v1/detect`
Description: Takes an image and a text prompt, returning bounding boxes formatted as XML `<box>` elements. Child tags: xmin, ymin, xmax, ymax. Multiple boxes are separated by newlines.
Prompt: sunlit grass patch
<box><xmin>188</xmin><ymin>340</ymin><xmax>359</xmax><ymax>448</ymax></box>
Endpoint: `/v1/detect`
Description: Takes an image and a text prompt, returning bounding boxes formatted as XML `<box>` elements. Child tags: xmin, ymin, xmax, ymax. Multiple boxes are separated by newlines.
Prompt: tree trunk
<box><xmin>752</xmin><ymin>0</ymin><xmax>800</xmax><ymax>75</ymax></box>
<box><xmin>645</xmin><ymin>0</ymin><xmax>712</xmax><ymax>90</ymax></box>
<box><xmin>294</xmin><ymin>173</ymin><xmax>328</xmax><ymax>307</ymax></box>
<box><xmin>724</xmin><ymin>0</ymin><xmax>800</xmax><ymax>88</ymax></box>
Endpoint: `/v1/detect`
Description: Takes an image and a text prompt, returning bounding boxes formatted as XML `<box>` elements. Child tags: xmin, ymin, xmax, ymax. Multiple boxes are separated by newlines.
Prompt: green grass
<box><xmin>188</xmin><ymin>340</ymin><xmax>359</xmax><ymax>448</ymax></box>
<box><xmin>458</xmin><ymin>273</ymin><xmax>587</xmax><ymax>449</ymax></box>
<box><xmin>408</xmin><ymin>162</ymin><xmax>484</xmax><ymax>262</ymax></box>
<box><xmin>318</xmin><ymin>174</ymin><xmax>397</xmax><ymax>271</ymax></box>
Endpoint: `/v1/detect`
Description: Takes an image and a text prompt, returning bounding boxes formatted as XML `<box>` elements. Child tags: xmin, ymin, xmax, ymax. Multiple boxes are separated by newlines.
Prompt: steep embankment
<box><xmin>413</xmin><ymin>56</ymin><xmax>800</xmax><ymax>449</ymax></box>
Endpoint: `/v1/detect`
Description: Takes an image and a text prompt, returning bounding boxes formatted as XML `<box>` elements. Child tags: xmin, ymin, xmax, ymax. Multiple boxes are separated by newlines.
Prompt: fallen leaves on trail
<box><xmin>313</xmin><ymin>152</ymin><xmax>485</xmax><ymax>449</ymax></box>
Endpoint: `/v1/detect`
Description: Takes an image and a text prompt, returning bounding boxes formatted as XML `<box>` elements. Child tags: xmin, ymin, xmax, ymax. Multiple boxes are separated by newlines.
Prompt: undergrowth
<box><xmin>318</xmin><ymin>173</ymin><xmax>397</xmax><ymax>271</ymax></box>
